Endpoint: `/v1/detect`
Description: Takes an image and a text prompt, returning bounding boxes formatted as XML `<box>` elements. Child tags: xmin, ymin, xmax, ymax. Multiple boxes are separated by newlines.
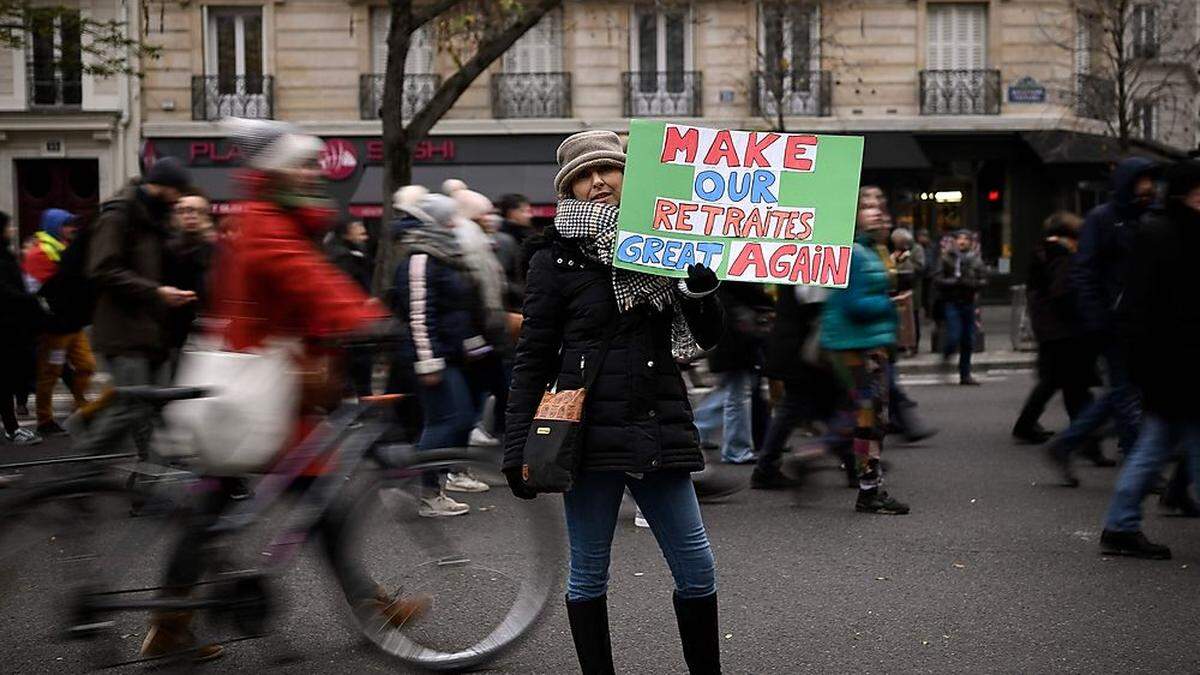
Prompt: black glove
<box><xmin>684</xmin><ymin>263</ymin><xmax>719</xmax><ymax>296</ymax></box>
<box><xmin>504</xmin><ymin>467</ymin><xmax>538</xmax><ymax>500</ymax></box>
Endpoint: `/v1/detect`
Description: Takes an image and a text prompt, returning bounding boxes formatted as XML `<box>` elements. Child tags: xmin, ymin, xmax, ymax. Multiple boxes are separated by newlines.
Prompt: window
<box><xmin>926</xmin><ymin>3</ymin><xmax>987</xmax><ymax>71</ymax></box>
<box><xmin>1131</xmin><ymin>4</ymin><xmax>1158</xmax><ymax>58</ymax></box>
<box><xmin>1074</xmin><ymin>12</ymin><xmax>1091</xmax><ymax>76</ymax></box>
<box><xmin>1135</xmin><ymin>99</ymin><xmax>1156</xmax><ymax>140</ymax></box>
<box><xmin>631</xmin><ymin>7</ymin><xmax>691</xmax><ymax>94</ymax></box>
<box><xmin>504</xmin><ymin>10</ymin><xmax>562</xmax><ymax>73</ymax></box>
<box><xmin>28</xmin><ymin>8</ymin><xmax>82</xmax><ymax>107</ymax></box>
<box><xmin>761</xmin><ymin>2</ymin><xmax>818</xmax><ymax>83</ymax></box>
<box><xmin>206</xmin><ymin>7</ymin><xmax>264</xmax><ymax>94</ymax></box>
<box><xmin>370</xmin><ymin>8</ymin><xmax>434</xmax><ymax>75</ymax></box>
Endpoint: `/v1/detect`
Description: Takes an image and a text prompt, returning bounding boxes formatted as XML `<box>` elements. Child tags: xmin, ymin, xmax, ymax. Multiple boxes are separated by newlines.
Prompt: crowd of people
<box><xmin>2</xmin><ymin>118</ymin><xmax>1199</xmax><ymax>672</ymax></box>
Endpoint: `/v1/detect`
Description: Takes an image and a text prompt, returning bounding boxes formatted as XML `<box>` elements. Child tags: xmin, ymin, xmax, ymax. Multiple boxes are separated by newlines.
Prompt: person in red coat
<box><xmin>141</xmin><ymin>118</ymin><xmax>427</xmax><ymax>661</ymax></box>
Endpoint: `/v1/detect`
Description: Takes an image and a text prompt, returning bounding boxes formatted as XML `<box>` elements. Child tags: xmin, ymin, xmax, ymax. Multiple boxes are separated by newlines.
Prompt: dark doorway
<box><xmin>15</xmin><ymin>159</ymin><xmax>99</xmax><ymax>242</ymax></box>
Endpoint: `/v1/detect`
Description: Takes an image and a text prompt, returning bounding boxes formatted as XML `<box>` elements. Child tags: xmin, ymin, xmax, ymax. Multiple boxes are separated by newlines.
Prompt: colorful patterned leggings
<box><xmin>828</xmin><ymin>348</ymin><xmax>891</xmax><ymax>490</ymax></box>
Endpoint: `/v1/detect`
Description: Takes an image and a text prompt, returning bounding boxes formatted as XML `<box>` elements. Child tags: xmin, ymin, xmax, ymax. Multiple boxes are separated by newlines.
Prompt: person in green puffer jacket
<box><xmin>820</xmin><ymin>203</ymin><xmax>908</xmax><ymax>515</ymax></box>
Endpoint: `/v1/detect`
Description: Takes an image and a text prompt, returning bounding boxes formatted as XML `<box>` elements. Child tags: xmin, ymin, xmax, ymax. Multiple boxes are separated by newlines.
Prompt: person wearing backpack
<box><xmin>72</xmin><ymin>158</ymin><xmax>197</xmax><ymax>459</ymax></box>
<box><xmin>22</xmin><ymin>208</ymin><xmax>97</xmax><ymax>436</ymax></box>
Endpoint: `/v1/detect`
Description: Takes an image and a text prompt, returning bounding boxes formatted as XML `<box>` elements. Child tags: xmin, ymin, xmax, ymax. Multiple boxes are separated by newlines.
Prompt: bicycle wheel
<box><xmin>0</xmin><ymin>473</ymin><xmax>187</xmax><ymax>670</ymax></box>
<box><xmin>342</xmin><ymin>447</ymin><xmax>566</xmax><ymax>672</ymax></box>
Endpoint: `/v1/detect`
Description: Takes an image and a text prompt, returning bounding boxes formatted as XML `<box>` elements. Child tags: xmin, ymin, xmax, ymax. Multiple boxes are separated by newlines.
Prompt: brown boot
<box><xmin>140</xmin><ymin>611</ymin><xmax>224</xmax><ymax>663</ymax></box>
<box><xmin>359</xmin><ymin>589</ymin><xmax>431</xmax><ymax>629</ymax></box>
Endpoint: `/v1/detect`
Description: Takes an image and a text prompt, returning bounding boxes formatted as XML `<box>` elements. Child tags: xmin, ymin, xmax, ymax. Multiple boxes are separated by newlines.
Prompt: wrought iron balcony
<box><xmin>27</xmin><ymin>63</ymin><xmax>81</xmax><ymax>109</ymax></box>
<box><xmin>491</xmin><ymin>72</ymin><xmax>571</xmax><ymax>118</ymax></box>
<box><xmin>622</xmin><ymin>71</ymin><xmax>702</xmax><ymax>117</ymax></box>
<box><xmin>750</xmin><ymin>70</ymin><xmax>832</xmax><ymax>118</ymax></box>
<box><xmin>1075</xmin><ymin>74</ymin><xmax>1116</xmax><ymax>120</ymax></box>
<box><xmin>192</xmin><ymin>75</ymin><xmax>274</xmax><ymax>120</ymax></box>
<box><xmin>359</xmin><ymin>73</ymin><xmax>441</xmax><ymax>121</ymax></box>
<box><xmin>919</xmin><ymin>69</ymin><xmax>1001</xmax><ymax>115</ymax></box>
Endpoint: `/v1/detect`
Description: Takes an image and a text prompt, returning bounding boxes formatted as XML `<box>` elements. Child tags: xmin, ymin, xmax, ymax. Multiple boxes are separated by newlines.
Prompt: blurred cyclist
<box><xmin>141</xmin><ymin>119</ymin><xmax>427</xmax><ymax>661</ymax></box>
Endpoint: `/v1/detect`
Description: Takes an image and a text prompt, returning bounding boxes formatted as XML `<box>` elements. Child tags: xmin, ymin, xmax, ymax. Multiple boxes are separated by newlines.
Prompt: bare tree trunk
<box><xmin>382</xmin><ymin>1</ymin><xmax>414</xmax><ymax>194</ymax></box>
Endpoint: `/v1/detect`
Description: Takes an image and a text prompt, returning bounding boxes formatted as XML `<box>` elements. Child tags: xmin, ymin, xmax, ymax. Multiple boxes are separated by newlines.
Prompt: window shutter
<box><xmin>505</xmin><ymin>10</ymin><xmax>561</xmax><ymax>73</ymax></box>
<box><xmin>371</xmin><ymin>7</ymin><xmax>388</xmax><ymax>74</ymax></box>
<box><xmin>1074</xmin><ymin>13</ymin><xmax>1090</xmax><ymax>75</ymax></box>
<box><xmin>373</xmin><ymin>9</ymin><xmax>433</xmax><ymax>75</ymax></box>
<box><xmin>928</xmin><ymin>4</ymin><xmax>985</xmax><ymax>70</ymax></box>
<box><xmin>927</xmin><ymin>4</ymin><xmax>948</xmax><ymax>69</ymax></box>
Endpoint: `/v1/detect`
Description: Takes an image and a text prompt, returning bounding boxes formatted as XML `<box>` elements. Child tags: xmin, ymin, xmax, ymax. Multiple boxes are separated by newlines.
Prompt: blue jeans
<box><xmin>415</xmin><ymin>366</ymin><xmax>477</xmax><ymax>488</ymax></box>
<box><xmin>1053</xmin><ymin>343</ymin><xmax>1141</xmax><ymax>456</ymax></box>
<box><xmin>942</xmin><ymin>301</ymin><xmax>975</xmax><ymax>379</ymax></box>
<box><xmin>1104</xmin><ymin>414</ymin><xmax>1200</xmax><ymax>532</ymax></box>
<box><xmin>416</xmin><ymin>365</ymin><xmax>476</xmax><ymax>451</ymax></box>
<box><xmin>693</xmin><ymin>370</ymin><xmax>755</xmax><ymax>463</ymax></box>
<box><xmin>563</xmin><ymin>470</ymin><xmax>716</xmax><ymax>602</ymax></box>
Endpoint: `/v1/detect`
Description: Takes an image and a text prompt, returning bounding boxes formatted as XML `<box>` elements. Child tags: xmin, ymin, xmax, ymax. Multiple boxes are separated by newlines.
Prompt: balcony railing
<box><xmin>491</xmin><ymin>72</ymin><xmax>571</xmax><ymax>118</ymax></box>
<box><xmin>27</xmin><ymin>64</ymin><xmax>81</xmax><ymax>109</ymax></box>
<box><xmin>192</xmin><ymin>75</ymin><xmax>274</xmax><ymax>120</ymax></box>
<box><xmin>359</xmin><ymin>73</ymin><xmax>441</xmax><ymax>121</ymax></box>
<box><xmin>919</xmin><ymin>69</ymin><xmax>1001</xmax><ymax>115</ymax></box>
<box><xmin>622</xmin><ymin>71</ymin><xmax>702</xmax><ymax>117</ymax></box>
<box><xmin>750</xmin><ymin>70</ymin><xmax>832</xmax><ymax>118</ymax></box>
<box><xmin>1075</xmin><ymin>74</ymin><xmax>1116</xmax><ymax>120</ymax></box>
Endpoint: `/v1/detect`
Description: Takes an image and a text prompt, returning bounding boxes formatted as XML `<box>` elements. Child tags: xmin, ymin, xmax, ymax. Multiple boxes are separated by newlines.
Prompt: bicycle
<box><xmin>0</xmin><ymin>378</ymin><xmax>565</xmax><ymax>671</ymax></box>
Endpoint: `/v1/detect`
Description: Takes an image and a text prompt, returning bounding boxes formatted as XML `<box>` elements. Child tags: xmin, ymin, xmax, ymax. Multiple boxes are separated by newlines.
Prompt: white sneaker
<box><xmin>469</xmin><ymin>427</ymin><xmax>500</xmax><ymax>447</ymax></box>
<box><xmin>6</xmin><ymin>428</ymin><xmax>42</xmax><ymax>446</ymax></box>
<box><xmin>419</xmin><ymin>492</ymin><xmax>470</xmax><ymax>518</ymax></box>
<box><xmin>634</xmin><ymin>506</ymin><xmax>649</xmax><ymax>529</ymax></box>
<box><xmin>445</xmin><ymin>471</ymin><xmax>490</xmax><ymax>493</ymax></box>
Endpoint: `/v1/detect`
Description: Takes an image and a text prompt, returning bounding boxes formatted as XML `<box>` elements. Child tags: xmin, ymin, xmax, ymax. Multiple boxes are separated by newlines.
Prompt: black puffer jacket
<box><xmin>705</xmin><ymin>282</ymin><xmax>773</xmax><ymax>374</ymax></box>
<box><xmin>504</xmin><ymin>231</ymin><xmax>723</xmax><ymax>474</ymax></box>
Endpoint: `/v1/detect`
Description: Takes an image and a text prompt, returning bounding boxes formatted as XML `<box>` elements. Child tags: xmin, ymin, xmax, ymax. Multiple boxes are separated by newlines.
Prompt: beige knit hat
<box><xmin>554</xmin><ymin>130</ymin><xmax>626</xmax><ymax>198</ymax></box>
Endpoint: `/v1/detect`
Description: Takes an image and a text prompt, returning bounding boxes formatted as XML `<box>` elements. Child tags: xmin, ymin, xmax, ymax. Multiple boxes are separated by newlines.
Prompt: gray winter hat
<box><xmin>554</xmin><ymin>130</ymin><xmax>626</xmax><ymax>198</ymax></box>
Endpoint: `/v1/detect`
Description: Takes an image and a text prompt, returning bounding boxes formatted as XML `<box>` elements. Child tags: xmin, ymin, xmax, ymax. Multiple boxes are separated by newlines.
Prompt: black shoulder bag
<box><xmin>521</xmin><ymin>330</ymin><xmax>617</xmax><ymax>494</ymax></box>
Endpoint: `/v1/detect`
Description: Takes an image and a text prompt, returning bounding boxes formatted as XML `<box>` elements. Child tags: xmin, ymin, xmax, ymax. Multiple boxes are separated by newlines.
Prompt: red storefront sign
<box><xmin>319</xmin><ymin>139</ymin><xmax>358</xmax><ymax>181</ymax></box>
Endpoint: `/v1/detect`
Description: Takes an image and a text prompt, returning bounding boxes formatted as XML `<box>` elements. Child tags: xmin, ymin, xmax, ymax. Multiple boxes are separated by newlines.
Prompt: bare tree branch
<box><xmin>405</xmin><ymin>0</ymin><xmax>561</xmax><ymax>145</ymax></box>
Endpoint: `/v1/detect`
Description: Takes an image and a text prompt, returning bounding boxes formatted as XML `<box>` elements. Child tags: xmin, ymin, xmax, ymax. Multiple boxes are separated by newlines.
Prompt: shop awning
<box><xmin>1021</xmin><ymin>130</ymin><xmax>1187</xmax><ymax>165</ymax></box>
<box><xmin>861</xmin><ymin>132</ymin><xmax>931</xmax><ymax>170</ymax></box>
<box><xmin>351</xmin><ymin>164</ymin><xmax>559</xmax><ymax>206</ymax></box>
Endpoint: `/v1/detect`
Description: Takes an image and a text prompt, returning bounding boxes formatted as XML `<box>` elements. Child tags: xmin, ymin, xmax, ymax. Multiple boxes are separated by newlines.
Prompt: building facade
<box><xmin>0</xmin><ymin>0</ymin><xmax>142</xmax><ymax>241</ymax></box>
<box><xmin>132</xmin><ymin>0</ymin><xmax>1199</xmax><ymax>283</ymax></box>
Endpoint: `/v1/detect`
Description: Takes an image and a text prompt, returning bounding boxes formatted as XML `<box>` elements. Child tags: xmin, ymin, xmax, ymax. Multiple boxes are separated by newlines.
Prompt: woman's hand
<box><xmin>683</xmin><ymin>263</ymin><xmax>719</xmax><ymax>297</ymax></box>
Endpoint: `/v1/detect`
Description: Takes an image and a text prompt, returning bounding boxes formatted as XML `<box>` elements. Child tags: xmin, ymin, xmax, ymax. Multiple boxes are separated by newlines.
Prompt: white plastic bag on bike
<box><xmin>166</xmin><ymin>339</ymin><xmax>300</xmax><ymax>474</ymax></box>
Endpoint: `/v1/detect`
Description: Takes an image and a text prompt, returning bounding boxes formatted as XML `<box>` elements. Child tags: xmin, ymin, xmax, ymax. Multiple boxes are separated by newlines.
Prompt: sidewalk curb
<box><xmin>895</xmin><ymin>351</ymin><xmax>1036</xmax><ymax>375</ymax></box>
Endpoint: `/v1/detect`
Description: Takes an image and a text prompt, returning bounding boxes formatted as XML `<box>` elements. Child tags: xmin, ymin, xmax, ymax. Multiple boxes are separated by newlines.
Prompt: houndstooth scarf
<box><xmin>554</xmin><ymin>199</ymin><xmax>699</xmax><ymax>360</ymax></box>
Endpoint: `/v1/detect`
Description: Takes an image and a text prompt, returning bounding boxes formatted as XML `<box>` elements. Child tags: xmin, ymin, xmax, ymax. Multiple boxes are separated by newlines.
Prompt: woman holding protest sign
<box><xmin>504</xmin><ymin>130</ymin><xmax>726</xmax><ymax>674</ymax></box>
<box><xmin>820</xmin><ymin>202</ymin><xmax>910</xmax><ymax>515</ymax></box>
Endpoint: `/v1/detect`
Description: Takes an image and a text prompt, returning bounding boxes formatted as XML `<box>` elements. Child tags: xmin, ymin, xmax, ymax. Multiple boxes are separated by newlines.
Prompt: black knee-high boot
<box><xmin>566</xmin><ymin>595</ymin><xmax>615</xmax><ymax>675</ymax></box>
<box><xmin>672</xmin><ymin>591</ymin><xmax>722</xmax><ymax>674</ymax></box>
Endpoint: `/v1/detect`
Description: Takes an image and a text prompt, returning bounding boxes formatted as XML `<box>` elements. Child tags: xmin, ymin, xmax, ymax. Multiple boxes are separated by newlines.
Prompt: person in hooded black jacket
<box><xmin>1099</xmin><ymin>159</ymin><xmax>1200</xmax><ymax>560</ymax></box>
<box><xmin>1047</xmin><ymin>158</ymin><xmax>1159</xmax><ymax>484</ymax></box>
<box><xmin>503</xmin><ymin>130</ymin><xmax>725</xmax><ymax>675</ymax></box>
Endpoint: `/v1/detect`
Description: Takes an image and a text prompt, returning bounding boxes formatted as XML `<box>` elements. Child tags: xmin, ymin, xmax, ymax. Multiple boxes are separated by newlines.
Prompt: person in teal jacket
<box><xmin>820</xmin><ymin>204</ymin><xmax>908</xmax><ymax>515</ymax></box>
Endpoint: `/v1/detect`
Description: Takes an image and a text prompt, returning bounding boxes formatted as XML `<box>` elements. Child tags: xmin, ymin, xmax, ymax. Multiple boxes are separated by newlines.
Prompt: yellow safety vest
<box><xmin>35</xmin><ymin>231</ymin><xmax>66</xmax><ymax>263</ymax></box>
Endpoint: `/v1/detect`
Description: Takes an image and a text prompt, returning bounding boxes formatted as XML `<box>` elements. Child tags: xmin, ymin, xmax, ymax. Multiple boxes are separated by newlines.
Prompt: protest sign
<box><xmin>613</xmin><ymin>120</ymin><xmax>864</xmax><ymax>287</ymax></box>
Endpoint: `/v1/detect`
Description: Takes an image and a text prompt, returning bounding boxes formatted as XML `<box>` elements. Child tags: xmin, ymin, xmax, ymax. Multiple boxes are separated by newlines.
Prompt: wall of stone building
<box><xmin>994</xmin><ymin>0</ymin><xmax>1073</xmax><ymax>112</ymax></box>
<box><xmin>825</xmin><ymin>0</ymin><xmax>922</xmax><ymax>117</ymax></box>
<box><xmin>140</xmin><ymin>2</ymin><xmax>199</xmax><ymax>123</ymax></box>
<box><xmin>564</xmin><ymin>2</ymin><xmax>625</xmax><ymax>120</ymax></box>
<box><xmin>84</xmin><ymin>0</ymin><xmax>121</xmax><ymax>100</ymax></box>
<box><xmin>273</xmin><ymin>1</ymin><xmax>359</xmax><ymax>120</ymax></box>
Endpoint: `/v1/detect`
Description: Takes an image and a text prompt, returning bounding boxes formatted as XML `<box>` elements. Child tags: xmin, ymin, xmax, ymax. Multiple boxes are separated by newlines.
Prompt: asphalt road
<box><xmin>2</xmin><ymin>371</ymin><xmax>1198</xmax><ymax>674</ymax></box>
